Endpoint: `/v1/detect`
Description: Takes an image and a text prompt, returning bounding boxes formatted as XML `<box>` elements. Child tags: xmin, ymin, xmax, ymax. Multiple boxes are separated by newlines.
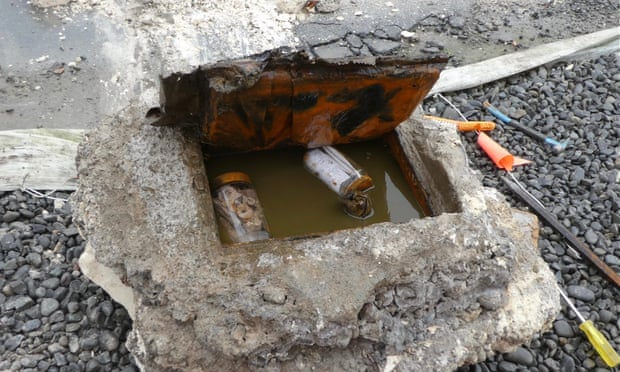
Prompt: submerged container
<box><xmin>212</xmin><ymin>172</ymin><xmax>271</xmax><ymax>243</ymax></box>
<box><xmin>304</xmin><ymin>146</ymin><xmax>374</xmax><ymax>219</ymax></box>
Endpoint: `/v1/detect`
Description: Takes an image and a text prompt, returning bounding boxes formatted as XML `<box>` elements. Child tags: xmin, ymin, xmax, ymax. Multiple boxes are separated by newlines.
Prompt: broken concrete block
<box><xmin>72</xmin><ymin>105</ymin><xmax>559</xmax><ymax>371</ymax></box>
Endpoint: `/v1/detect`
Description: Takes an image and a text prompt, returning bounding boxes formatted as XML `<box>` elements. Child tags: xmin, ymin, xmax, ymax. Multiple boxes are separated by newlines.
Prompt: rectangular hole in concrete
<box><xmin>204</xmin><ymin>133</ymin><xmax>433</xmax><ymax>244</ymax></box>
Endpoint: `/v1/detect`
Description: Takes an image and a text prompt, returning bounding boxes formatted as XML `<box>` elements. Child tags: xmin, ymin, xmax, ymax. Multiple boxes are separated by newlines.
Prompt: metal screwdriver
<box><xmin>483</xmin><ymin>101</ymin><xmax>568</xmax><ymax>152</ymax></box>
<box><xmin>558</xmin><ymin>289</ymin><xmax>620</xmax><ymax>367</ymax></box>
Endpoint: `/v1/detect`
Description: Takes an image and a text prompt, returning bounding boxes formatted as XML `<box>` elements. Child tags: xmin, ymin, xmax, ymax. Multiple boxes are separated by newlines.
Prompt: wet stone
<box><xmin>3</xmin><ymin>211</ymin><xmax>20</xmax><ymax>223</ymax></box>
<box><xmin>604</xmin><ymin>254</ymin><xmax>620</xmax><ymax>266</ymax></box>
<box><xmin>49</xmin><ymin>309</ymin><xmax>65</xmax><ymax>323</ymax></box>
<box><xmin>41</xmin><ymin>277</ymin><xmax>60</xmax><ymax>289</ymax></box>
<box><xmin>6</xmin><ymin>295</ymin><xmax>34</xmax><ymax>311</ymax></box>
<box><xmin>22</xmin><ymin>318</ymin><xmax>42</xmax><ymax>332</ymax></box>
<box><xmin>566</xmin><ymin>285</ymin><xmax>595</xmax><ymax>302</ymax></box>
<box><xmin>99</xmin><ymin>330</ymin><xmax>120</xmax><ymax>351</ymax></box>
<box><xmin>584</xmin><ymin>229</ymin><xmax>598</xmax><ymax>244</ymax></box>
<box><xmin>553</xmin><ymin>319</ymin><xmax>575</xmax><ymax>338</ymax></box>
<box><xmin>504</xmin><ymin>346</ymin><xmax>534</xmax><ymax>365</ymax></box>
<box><xmin>79</xmin><ymin>332</ymin><xmax>99</xmax><ymax>350</ymax></box>
<box><xmin>38</xmin><ymin>234</ymin><xmax>51</xmax><ymax>249</ymax></box>
<box><xmin>498</xmin><ymin>360</ymin><xmax>518</xmax><ymax>372</ymax></box>
<box><xmin>4</xmin><ymin>334</ymin><xmax>24</xmax><ymax>351</ymax></box>
<box><xmin>1</xmin><ymin>233</ymin><xmax>17</xmax><ymax>250</ymax></box>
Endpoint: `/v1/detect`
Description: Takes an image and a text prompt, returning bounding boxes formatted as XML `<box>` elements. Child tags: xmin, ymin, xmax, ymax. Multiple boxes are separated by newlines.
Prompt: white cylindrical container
<box><xmin>304</xmin><ymin>146</ymin><xmax>374</xmax><ymax>219</ymax></box>
<box><xmin>212</xmin><ymin>172</ymin><xmax>271</xmax><ymax>243</ymax></box>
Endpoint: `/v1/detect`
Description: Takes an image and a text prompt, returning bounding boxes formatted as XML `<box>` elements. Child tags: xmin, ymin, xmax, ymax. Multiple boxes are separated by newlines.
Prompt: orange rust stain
<box><xmin>155</xmin><ymin>51</ymin><xmax>447</xmax><ymax>153</ymax></box>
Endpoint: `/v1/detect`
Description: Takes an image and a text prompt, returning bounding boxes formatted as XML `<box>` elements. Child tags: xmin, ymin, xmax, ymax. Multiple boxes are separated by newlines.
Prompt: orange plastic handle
<box><xmin>424</xmin><ymin>116</ymin><xmax>495</xmax><ymax>131</ymax></box>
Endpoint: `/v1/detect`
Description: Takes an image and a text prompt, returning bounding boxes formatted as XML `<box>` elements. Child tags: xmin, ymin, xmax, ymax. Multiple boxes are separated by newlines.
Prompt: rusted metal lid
<box><xmin>343</xmin><ymin>175</ymin><xmax>374</xmax><ymax>195</ymax></box>
<box><xmin>212</xmin><ymin>172</ymin><xmax>252</xmax><ymax>189</ymax></box>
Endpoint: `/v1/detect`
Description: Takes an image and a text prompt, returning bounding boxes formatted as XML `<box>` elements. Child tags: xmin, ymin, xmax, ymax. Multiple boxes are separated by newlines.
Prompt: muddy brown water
<box><xmin>205</xmin><ymin>139</ymin><xmax>426</xmax><ymax>243</ymax></box>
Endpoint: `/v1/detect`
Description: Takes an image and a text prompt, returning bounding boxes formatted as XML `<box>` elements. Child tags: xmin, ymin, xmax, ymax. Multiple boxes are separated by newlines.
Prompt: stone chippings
<box><xmin>423</xmin><ymin>53</ymin><xmax>619</xmax><ymax>372</ymax></box>
<box><xmin>0</xmin><ymin>191</ymin><xmax>136</xmax><ymax>371</ymax></box>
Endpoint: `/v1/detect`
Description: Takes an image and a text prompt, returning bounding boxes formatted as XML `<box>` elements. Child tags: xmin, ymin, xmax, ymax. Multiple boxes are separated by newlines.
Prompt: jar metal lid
<box><xmin>212</xmin><ymin>172</ymin><xmax>252</xmax><ymax>189</ymax></box>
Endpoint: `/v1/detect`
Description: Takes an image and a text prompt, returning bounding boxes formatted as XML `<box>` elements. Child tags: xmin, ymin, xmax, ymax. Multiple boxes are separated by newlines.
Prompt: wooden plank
<box><xmin>0</xmin><ymin>129</ymin><xmax>83</xmax><ymax>191</ymax></box>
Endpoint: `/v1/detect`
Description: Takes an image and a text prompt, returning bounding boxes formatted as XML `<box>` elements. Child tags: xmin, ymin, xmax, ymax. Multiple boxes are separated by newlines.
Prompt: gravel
<box><xmin>0</xmin><ymin>191</ymin><xmax>136</xmax><ymax>371</ymax></box>
<box><xmin>1</xmin><ymin>53</ymin><xmax>618</xmax><ymax>371</ymax></box>
<box><xmin>424</xmin><ymin>53</ymin><xmax>619</xmax><ymax>371</ymax></box>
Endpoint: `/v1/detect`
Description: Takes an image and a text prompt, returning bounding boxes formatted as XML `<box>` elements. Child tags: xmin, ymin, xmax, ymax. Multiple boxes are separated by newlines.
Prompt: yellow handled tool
<box><xmin>424</xmin><ymin>115</ymin><xmax>495</xmax><ymax>131</ymax></box>
<box><xmin>559</xmin><ymin>289</ymin><xmax>620</xmax><ymax>367</ymax></box>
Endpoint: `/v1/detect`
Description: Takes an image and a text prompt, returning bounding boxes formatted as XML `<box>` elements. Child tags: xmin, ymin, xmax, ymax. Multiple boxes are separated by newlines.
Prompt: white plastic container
<box><xmin>304</xmin><ymin>146</ymin><xmax>374</xmax><ymax>219</ymax></box>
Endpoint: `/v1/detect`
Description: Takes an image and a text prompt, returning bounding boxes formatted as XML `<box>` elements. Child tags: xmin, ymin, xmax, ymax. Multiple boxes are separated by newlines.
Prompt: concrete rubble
<box><xmin>64</xmin><ymin>0</ymin><xmax>564</xmax><ymax>370</ymax></box>
<box><xmin>72</xmin><ymin>105</ymin><xmax>560</xmax><ymax>371</ymax></box>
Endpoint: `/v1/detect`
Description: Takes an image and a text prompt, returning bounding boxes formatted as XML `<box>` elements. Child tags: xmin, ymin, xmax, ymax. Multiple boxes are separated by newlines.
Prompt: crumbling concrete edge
<box><xmin>72</xmin><ymin>104</ymin><xmax>561</xmax><ymax>371</ymax></box>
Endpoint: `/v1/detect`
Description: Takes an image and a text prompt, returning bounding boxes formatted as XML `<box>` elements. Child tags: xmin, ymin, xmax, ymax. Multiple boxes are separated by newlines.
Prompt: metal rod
<box><xmin>558</xmin><ymin>288</ymin><xmax>586</xmax><ymax>323</ymax></box>
<box><xmin>500</xmin><ymin>175</ymin><xmax>620</xmax><ymax>288</ymax></box>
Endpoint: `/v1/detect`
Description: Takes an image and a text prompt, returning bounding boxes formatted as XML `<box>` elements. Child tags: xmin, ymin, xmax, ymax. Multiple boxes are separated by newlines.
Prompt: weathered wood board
<box><xmin>428</xmin><ymin>26</ymin><xmax>620</xmax><ymax>96</ymax></box>
<box><xmin>0</xmin><ymin>129</ymin><xmax>83</xmax><ymax>191</ymax></box>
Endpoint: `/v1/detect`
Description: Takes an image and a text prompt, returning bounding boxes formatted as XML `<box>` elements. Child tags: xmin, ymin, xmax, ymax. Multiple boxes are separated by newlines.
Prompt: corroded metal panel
<box><xmin>154</xmin><ymin>49</ymin><xmax>447</xmax><ymax>152</ymax></box>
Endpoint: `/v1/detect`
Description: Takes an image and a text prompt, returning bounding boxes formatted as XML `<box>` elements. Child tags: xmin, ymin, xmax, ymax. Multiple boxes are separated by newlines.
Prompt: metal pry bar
<box><xmin>500</xmin><ymin>175</ymin><xmax>620</xmax><ymax>288</ymax></box>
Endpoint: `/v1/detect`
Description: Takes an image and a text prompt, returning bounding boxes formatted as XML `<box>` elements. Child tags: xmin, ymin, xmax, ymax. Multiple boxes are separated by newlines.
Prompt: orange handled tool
<box><xmin>424</xmin><ymin>115</ymin><xmax>495</xmax><ymax>131</ymax></box>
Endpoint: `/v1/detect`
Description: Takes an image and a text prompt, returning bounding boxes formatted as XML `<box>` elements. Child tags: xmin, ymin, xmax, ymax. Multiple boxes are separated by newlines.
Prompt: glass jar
<box><xmin>303</xmin><ymin>146</ymin><xmax>375</xmax><ymax>219</ymax></box>
<box><xmin>212</xmin><ymin>172</ymin><xmax>271</xmax><ymax>243</ymax></box>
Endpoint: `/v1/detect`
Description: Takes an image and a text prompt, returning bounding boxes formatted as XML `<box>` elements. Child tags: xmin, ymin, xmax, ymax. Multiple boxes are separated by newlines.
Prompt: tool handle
<box><xmin>483</xmin><ymin>101</ymin><xmax>512</xmax><ymax>124</ymax></box>
<box><xmin>423</xmin><ymin>116</ymin><xmax>495</xmax><ymax>131</ymax></box>
<box><xmin>457</xmin><ymin>122</ymin><xmax>496</xmax><ymax>131</ymax></box>
<box><xmin>579</xmin><ymin>320</ymin><xmax>620</xmax><ymax>367</ymax></box>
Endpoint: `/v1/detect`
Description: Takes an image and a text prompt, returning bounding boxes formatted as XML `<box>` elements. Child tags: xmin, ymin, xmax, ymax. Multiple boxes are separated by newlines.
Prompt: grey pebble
<box><xmin>20</xmin><ymin>356</ymin><xmax>38</xmax><ymax>368</ymax></box>
<box><xmin>41</xmin><ymin>298</ymin><xmax>60</xmax><ymax>316</ymax></box>
<box><xmin>54</xmin><ymin>352</ymin><xmax>68</xmax><ymax>366</ymax></box>
<box><xmin>3</xmin><ymin>211</ymin><xmax>20</xmax><ymax>223</ymax></box>
<box><xmin>605</xmin><ymin>254</ymin><xmax>620</xmax><ymax>266</ymax></box>
<box><xmin>64</xmin><ymin>226</ymin><xmax>79</xmax><ymax>236</ymax></box>
<box><xmin>68</xmin><ymin>335</ymin><xmax>80</xmax><ymax>353</ymax></box>
<box><xmin>79</xmin><ymin>332</ymin><xmax>100</xmax><ymax>350</ymax></box>
<box><xmin>67</xmin><ymin>301</ymin><xmax>80</xmax><ymax>313</ymax></box>
<box><xmin>49</xmin><ymin>309</ymin><xmax>65</xmax><ymax>323</ymax></box>
<box><xmin>5</xmin><ymin>294</ymin><xmax>34</xmax><ymax>311</ymax></box>
<box><xmin>38</xmin><ymin>234</ymin><xmax>51</xmax><ymax>249</ymax></box>
<box><xmin>559</xmin><ymin>354</ymin><xmax>575</xmax><ymax>372</ymax></box>
<box><xmin>498</xmin><ymin>360</ymin><xmax>518</xmax><ymax>372</ymax></box>
<box><xmin>566</xmin><ymin>285</ymin><xmax>596</xmax><ymax>302</ymax></box>
<box><xmin>41</xmin><ymin>277</ymin><xmax>60</xmax><ymax>289</ymax></box>
<box><xmin>504</xmin><ymin>346</ymin><xmax>534</xmax><ymax>365</ymax></box>
<box><xmin>4</xmin><ymin>334</ymin><xmax>24</xmax><ymax>351</ymax></box>
<box><xmin>65</xmin><ymin>322</ymin><xmax>81</xmax><ymax>332</ymax></box>
<box><xmin>584</xmin><ymin>229</ymin><xmax>598</xmax><ymax>244</ymax></box>
<box><xmin>22</xmin><ymin>318</ymin><xmax>42</xmax><ymax>332</ymax></box>
<box><xmin>26</xmin><ymin>252</ymin><xmax>42</xmax><ymax>267</ymax></box>
<box><xmin>598</xmin><ymin>309</ymin><xmax>614</xmax><ymax>323</ymax></box>
<box><xmin>553</xmin><ymin>319</ymin><xmax>574</xmax><ymax>338</ymax></box>
<box><xmin>85</xmin><ymin>359</ymin><xmax>102</xmax><ymax>372</ymax></box>
<box><xmin>99</xmin><ymin>329</ymin><xmax>120</xmax><ymax>351</ymax></box>
<box><xmin>0</xmin><ymin>233</ymin><xmax>17</xmax><ymax>250</ymax></box>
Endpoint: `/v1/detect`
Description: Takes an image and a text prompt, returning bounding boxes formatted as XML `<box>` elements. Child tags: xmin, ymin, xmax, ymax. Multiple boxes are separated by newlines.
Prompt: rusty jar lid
<box><xmin>343</xmin><ymin>175</ymin><xmax>374</xmax><ymax>195</ymax></box>
<box><xmin>212</xmin><ymin>172</ymin><xmax>252</xmax><ymax>189</ymax></box>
